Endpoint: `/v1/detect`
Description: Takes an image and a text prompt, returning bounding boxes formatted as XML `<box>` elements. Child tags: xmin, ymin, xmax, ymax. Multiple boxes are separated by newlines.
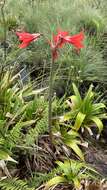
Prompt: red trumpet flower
<box><xmin>49</xmin><ymin>29</ymin><xmax>85</xmax><ymax>60</ymax></box>
<box><xmin>63</xmin><ymin>32</ymin><xmax>84</xmax><ymax>49</ymax></box>
<box><xmin>53</xmin><ymin>29</ymin><xmax>69</xmax><ymax>48</ymax></box>
<box><xmin>49</xmin><ymin>29</ymin><xmax>69</xmax><ymax>60</ymax></box>
<box><xmin>16</xmin><ymin>32</ymin><xmax>41</xmax><ymax>48</ymax></box>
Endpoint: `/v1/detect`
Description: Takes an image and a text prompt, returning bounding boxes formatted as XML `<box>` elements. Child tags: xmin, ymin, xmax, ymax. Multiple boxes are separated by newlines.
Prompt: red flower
<box><xmin>49</xmin><ymin>30</ymin><xmax>84</xmax><ymax>60</ymax></box>
<box><xmin>63</xmin><ymin>32</ymin><xmax>84</xmax><ymax>49</ymax></box>
<box><xmin>53</xmin><ymin>29</ymin><xmax>69</xmax><ymax>48</ymax></box>
<box><xmin>16</xmin><ymin>32</ymin><xmax>41</xmax><ymax>48</ymax></box>
<box><xmin>48</xmin><ymin>29</ymin><xmax>69</xmax><ymax>60</ymax></box>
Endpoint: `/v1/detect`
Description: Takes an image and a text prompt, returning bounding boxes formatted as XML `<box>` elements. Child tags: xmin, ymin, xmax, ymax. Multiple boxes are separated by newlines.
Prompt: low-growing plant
<box><xmin>52</xmin><ymin>83</ymin><xmax>106</xmax><ymax>161</ymax></box>
<box><xmin>0</xmin><ymin>178</ymin><xmax>35</xmax><ymax>190</ymax></box>
<box><xmin>45</xmin><ymin>159</ymin><xmax>98</xmax><ymax>190</ymax></box>
<box><xmin>63</xmin><ymin>83</ymin><xmax>106</xmax><ymax>136</ymax></box>
<box><xmin>0</xmin><ymin>70</ymin><xmax>48</xmax><ymax>162</ymax></box>
<box><xmin>53</xmin><ymin>122</ymin><xmax>85</xmax><ymax>160</ymax></box>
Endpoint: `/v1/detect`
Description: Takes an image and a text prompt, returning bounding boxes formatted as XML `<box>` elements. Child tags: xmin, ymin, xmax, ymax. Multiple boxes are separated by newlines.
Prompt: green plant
<box><xmin>53</xmin><ymin>119</ymin><xmax>85</xmax><ymax>160</ymax></box>
<box><xmin>29</xmin><ymin>170</ymin><xmax>57</xmax><ymax>189</ymax></box>
<box><xmin>45</xmin><ymin>159</ymin><xmax>98</xmax><ymax>190</ymax></box>
<box><xmin>0</xmin><ymin>71</ymin><xmax>48</xmax><ymax>162</ymax></box>
<box><xmin>63</xmin><ymin>83</ymin><xmax>106</xmax><ymax>135</ymax></box>
<box><xmin>53</xmin><ymin>83</ymin><xmax>106</xmax><ymax>161</ymax></box>
<box><xmin>0</xmin><ymin>178</ymin><xmax>34</xmax><ymax>190</ymax></box>
<box><xmin>60</xmin><ymin>129</ymin><xmax>85</xmax><ymax>161</ymax></box>
<box><xmin>25</xmin><ymin>108</ymin><xmax>48</xmax><ymax>146</ymax></box>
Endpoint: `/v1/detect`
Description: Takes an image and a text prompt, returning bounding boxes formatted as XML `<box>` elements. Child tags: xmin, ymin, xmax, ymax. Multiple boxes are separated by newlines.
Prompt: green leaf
<box><xmin>0</xmin><ymin>150</ymin><xmax>10</xmax><ymax>160</ymax></box>
<box><xmin>45</xmin><ymin>176</ymin><xmax>66</xmax><ymax>189</ymax></box>
<box><xmin>24</xmin><ymin>87</ymin><xmax>48</xmax><ymax>97</ymax></box>
<box><xmin>84</xmin><ymin>84</ymin><xmax>94</xmax><ymax>102</ymax></box>
<box><xmin>74</xmin><ymin>112</ymin><xmax>86</xmax><ymax>131</ymax></box>
<box><xmin>68</xmin><ymin>130</ymin><xmax>79</xmax><ymax>137</ymax></box>
<box><xmin>73</xmin><ymin>178</ymin><xmax>81</xmax><ymax>189</ymax></box>
<box><xmin>1</xmin><ymin>71</ymin><xmax>10</xmax><ymax>90</ymax></box>
<box><xmin>90</xmin><ymin>116</ymin><xmax>103</xmax><ymax>133</ymax></box>
<box><xmin>56</xmin><ymin>160</ymin><xmax>71</xmax><ymax>174</ymax></box>
<box><xmin>65</xmin><ymin>140</ymin><xmax>84</xmax><ymax>161</ymax></box>
<box><xmin>11</xmin><ymin>104</ymin><xmax>28</xmax><ymax>121</ymax></box>
<box><xmin>69</xmin><ymin>95</ymin><xmax>81</xmax><ymax>110</ymax></box>
<box><xmin>72</xmin><ymin>83</ymin><xmax>82</xmax><ymax>103</ymax></box>
<box><xmin>64</xmin><ymin>110</ymin><xmax>76</xmax><ymax>121</ymax></box>
<box><xmin>10</xmin><ymin>120</ymin><xmax>36</xmax><ymax>144</ymax></box>
<box><xmin>82</xmin><ymin>84</ymin><xmax>94</xmax><ymax>113</ymax></box>
<box><xmin>0</xmin><ymin>150</ymin><xmax>17</xmax><ymax>163</ymax></box>
<box><xmin>93</xmin><ymin>103</ymin><xmax>106</xmax><ymax>110</ymax></box>
<box><xmin>62</xmin><ymin>130</ymin><xmax>79</xmax><ymax>141</ymax></box>
<box><xmin>92</xmin><ymin>103</ymin><xmax>106</xmax><ymax>114</ymax></box>
<box><xmin>16</xmin><ymin>120</ymin><xmax>36</xmax><ymax>128</ymax></box>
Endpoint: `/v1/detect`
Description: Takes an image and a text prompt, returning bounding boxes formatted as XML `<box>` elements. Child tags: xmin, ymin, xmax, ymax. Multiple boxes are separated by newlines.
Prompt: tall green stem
<box><xmin>48</xmin><ymin>57</ymin><xmax>54</xmax><ymax>147</ymax></box>
<box><xmin>1</xmin><ymin>0</ymin><xmax>7</xmax><ymax>61</ymax></box>
<box><xmin>47</xmin><ymin>37</ymin><xmax>62</xmax><ymax>148</ymax></box>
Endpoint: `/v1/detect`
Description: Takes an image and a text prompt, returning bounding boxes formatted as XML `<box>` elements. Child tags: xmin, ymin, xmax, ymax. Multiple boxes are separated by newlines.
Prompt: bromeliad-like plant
<box><xmin>52</xmin><ymin>83</ymin><xmax>106</xmax><ymax>161</ymax></box>
<box><xmin>54</xmin><ymin>126</ymin><xmax>85</xmax><ymax>160</ymax></box>
<box><xmin>45</xmin><ymin>159</ymin><xmax>98</xmax><ymax>190</ymax></box>
<box><xmin>16</xmin><ymin>29</ymin><xmax>85</xmax><ymax>147</ymax></box>
<box><xmin>0</xmin><ymin>70</ymin><xmax>48</xmax><ymax>162</ymax></box>
<box><xmin>63</xmin><ymin>83</ymin><xmax>106</xmax><ymax>136</ymax></box>
<box><xmin>59</xmin><ymin>128</ymin><xmax>85</xmax><ymax>161</ymax></box>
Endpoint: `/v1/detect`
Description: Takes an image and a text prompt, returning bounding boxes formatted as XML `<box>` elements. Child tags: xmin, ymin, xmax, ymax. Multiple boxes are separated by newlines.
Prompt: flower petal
<box><xmin>64</xmin><ymin>32</ymin><xmax>85</xmax><ymax>49</ymax></box>
<box><xmin>57</xmin><ymin>29</ymin><xmax>69</xmax><ymax>37</ymax></box>
<box><xmin>53</xmin><ymin>29</ymin><xmax>69</xmax><ymax>47</ymax></box>
<box><xmin>16</xmin><ymin>32</ymin><xmax>41</xmax><ymax>48</ymax></box>
<box><xmin>19</xmin><ymin>42</ymin><xmax>30</xmax><ymax>48</ymax></box>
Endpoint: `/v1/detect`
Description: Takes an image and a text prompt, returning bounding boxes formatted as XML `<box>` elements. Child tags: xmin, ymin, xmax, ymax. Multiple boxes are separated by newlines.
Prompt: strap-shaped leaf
<box><xmin>69</xmin><ymin>95</ymin><xmax>81</xmax><ymax>110</ymax></box>
<box><xmin>56</xmin><ymin>160</ymin><xmax>70</xmax><ymax>174</ymax></box>
<box><xmin>90</xmin><ymin>116</ymin><xmax>103</xmax><ymax>133</ymax></box>
<box><xmin>15</xmin><ymin>120</ymin><xmax>36</xmax><ymax>128</ymax></box>
<box><xmin>65</xmin><ymin>140</ymin><xmax>84</xmax><ymax>161</ymax></box>
<box><xmin>45</xmin><ymin>176</ymin><xmax>66</xmax><ymax>189</ymax></box>
<box><xmin>0</xmin><ymin>150</ymin><xmax>17</xmax><ymax>163</ymax></box>
<box><xmin>68</xmin><ymin>130</ymin><xmax>79</xmax><ymax>137</ymax></box>
<box><xmin>72</xmin><ymin>83</ymin><xmax>82</xmax><ymax>103</ymax></box>
<box><xmin>1</xmin><ymin>71</ymin><xmax>10</xmax><ymax>90</ymax></box>
<box><xmin>64</xmin><ymin>110</ymin><xmax>77</xmax><ymax>121</ymax></box>
<box><xmin>74</xmin><ymin>112</ymin><xmax>86</xmax><ymax>131</ymax></box>
<box><xmin>84</xmin><ymin>84</ymin><xmax>94</xmax><ymax>102</ymax></box>
<box><xmin>92</xmin><ymin>103</ymin><xmax>105</xmax><ymax>110</ymax></box>
<box><xmin>11</xmin><ymin>104</ymin><xmax>28</xmax><ymax>122</ymax></box>
<box><xmin>82</xmin><ymin>84</ymin><xmax>93</xmax><ymax>113</ymax></box>
<box><xmin>73</xmin><ymin>178</ymin><xmax>81</xmax><ymax>189</ymax></box>
<box><xmin>92</xmin><ymin>103</ymin><xmax>106</xmax><ymax>114</ymax></box>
